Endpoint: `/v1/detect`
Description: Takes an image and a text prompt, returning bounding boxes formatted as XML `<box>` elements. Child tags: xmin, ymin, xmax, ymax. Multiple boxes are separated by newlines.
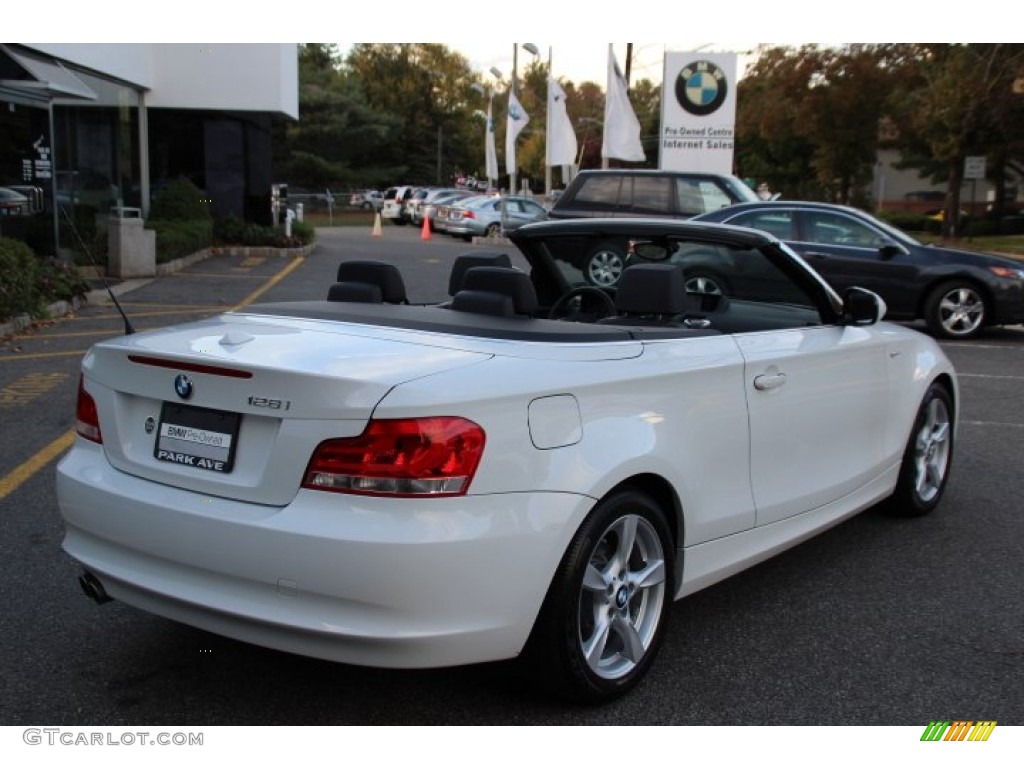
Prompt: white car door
<box><xmin>736</xmin><ymin>325</ymin><xmax>890</xmax><ymax>526</ymax></box>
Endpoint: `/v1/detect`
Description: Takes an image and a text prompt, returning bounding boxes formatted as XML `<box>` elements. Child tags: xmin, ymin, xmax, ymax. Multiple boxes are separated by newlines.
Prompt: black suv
<box><xmin>548</xmin><ymin>169</ymin><xmax>760</xmax><ymax>286</ymax></box>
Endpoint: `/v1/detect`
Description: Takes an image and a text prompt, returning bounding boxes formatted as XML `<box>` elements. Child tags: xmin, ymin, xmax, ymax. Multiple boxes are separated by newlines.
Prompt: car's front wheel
<box><xmin>924</xmin><ymin>280</ymin><xmax>987</xmax><ymax>339</ymax></box>
<box><xmin>527</xmin><ymin>488</ymin><xmax>673</xmax><ymax>703</ymax></box>
<box><xmin>886</xmin><ymin>382</ymin><xmax>954</xmax><ymax>517</ymax></box>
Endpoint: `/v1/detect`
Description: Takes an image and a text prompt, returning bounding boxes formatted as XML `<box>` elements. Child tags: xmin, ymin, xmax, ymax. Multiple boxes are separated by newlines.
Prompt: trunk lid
<box><xmin>82</xmin><ymin>313</ymin><xmax>491</xmax><ymax>506</ymax></box>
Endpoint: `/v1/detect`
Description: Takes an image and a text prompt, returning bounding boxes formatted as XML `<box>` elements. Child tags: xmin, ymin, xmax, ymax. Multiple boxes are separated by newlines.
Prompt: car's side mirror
<box><xmin>878</xmin><ymin>241</ymin><xmax>902</xmax><ymax>260</ymax></box>
<box><xmin>843</xmin><ymin>287</ymin><xmax>887</xmax><ymax>326</ymax></box>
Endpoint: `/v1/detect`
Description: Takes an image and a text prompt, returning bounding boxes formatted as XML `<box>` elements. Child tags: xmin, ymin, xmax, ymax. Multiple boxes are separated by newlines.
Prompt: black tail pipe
<box><xmin>79</xmin><ymin>571</ymin><xmax>113</xmax><ymax>605</ymax></box>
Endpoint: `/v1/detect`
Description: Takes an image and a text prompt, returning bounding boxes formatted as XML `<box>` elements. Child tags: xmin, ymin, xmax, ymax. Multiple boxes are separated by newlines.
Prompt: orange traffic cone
<box><xmin>420</xmin><ymin>214</ymin><xmax>432</xmax><ymax>241</ymax></box>
<box><xmin>372</xmin><ymin>213</ymin><xmax>382</xmax><ymax>237</ymax></box>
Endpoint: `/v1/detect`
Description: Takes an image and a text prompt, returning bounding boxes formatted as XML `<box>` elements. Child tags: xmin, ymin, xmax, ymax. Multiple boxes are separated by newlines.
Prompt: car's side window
<box><xmin>804</xmin><ymin>212</ymin><xmax>886</xmax><ymax>248</ymax></box>
<box><xmin>675</xmin><ymin>180</ymin><xmax>706</xmax><ymax>216</ymax></box>
<box><xmin>630</xmin><ymin>177</ymin><xmax>673</xmax><ymax>215</ymax></box>
<box><xmin>668</xmin><ymin>240</ymin><xmax>823</xmax><ymax>331</ymax></box>
<box><xmin>728</xmin><ymin>210</ymin><xmax>796</xmax><ymax>241</ymax></box>
<box><xmin>572</xmin><ymin>176</ymin><xmax>623</xmax><ymax>213</ymax></box>
<box><xmin>697</xmin><ymin>181</ymin><xmax>733</xmax><ymax>212</ymax></box>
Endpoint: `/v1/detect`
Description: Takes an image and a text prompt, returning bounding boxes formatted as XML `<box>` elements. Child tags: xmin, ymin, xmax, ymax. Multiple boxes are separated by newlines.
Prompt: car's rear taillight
<box><xmin>75</xmin><ymin>375</ymin><xmax>102</xmax><ymax>444</ymax></box>
<box><xmin>302</xmin><ymin>417</ymin><xmax>485</xmax><ymax>497</ymax></box>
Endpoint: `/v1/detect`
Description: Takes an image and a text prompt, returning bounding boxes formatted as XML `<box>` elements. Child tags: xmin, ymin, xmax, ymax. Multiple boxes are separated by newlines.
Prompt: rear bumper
<box><xmin>57</xmin><ymin>440</ymin><xmax>588</xmax><ymax>668</ymax></box>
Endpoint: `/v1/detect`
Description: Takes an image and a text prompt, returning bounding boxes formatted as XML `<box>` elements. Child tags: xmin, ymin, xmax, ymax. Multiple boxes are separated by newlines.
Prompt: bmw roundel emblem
<box><xmin>174</xmin><ymin>374</ymin><xmax>193</xmax><ymax>400</ymax></box>
<box><xmin>676</xmin><ymin>60</ymin><xmax>728</xmax><ymax>116</ymax></box>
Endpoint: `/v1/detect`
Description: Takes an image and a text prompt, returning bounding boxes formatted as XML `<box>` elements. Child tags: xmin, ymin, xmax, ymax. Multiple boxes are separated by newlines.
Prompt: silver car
<box><xmin>443</xmin><ymin>195</ymin><xmax>548</xmax><ymax>240</ymax></box>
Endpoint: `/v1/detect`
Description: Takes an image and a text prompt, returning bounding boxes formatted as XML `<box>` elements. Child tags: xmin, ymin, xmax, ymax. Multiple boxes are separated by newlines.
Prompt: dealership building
<box><xmin>0</xmin><ymin>43</ymin><xmax>298</xmax><ymax>258</ymax></box>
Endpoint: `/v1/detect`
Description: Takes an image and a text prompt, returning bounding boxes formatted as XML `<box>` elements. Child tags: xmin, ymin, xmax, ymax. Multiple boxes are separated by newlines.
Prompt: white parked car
<box><xmin>380</xmin><ymin>185</ymin><xmax>414</xmax><ymax>224</ymax></box>
<box><xmin>57</xmin><ymin>218</ymin><xmax>957</xmax><ymax>703</ymax></box>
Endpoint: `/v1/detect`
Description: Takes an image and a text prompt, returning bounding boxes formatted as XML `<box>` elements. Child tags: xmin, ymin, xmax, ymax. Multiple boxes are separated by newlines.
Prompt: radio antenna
<box><xmin>59</xmin><ymin>206</ymin><xmax>136</xmax><ymax>335</ymax></box>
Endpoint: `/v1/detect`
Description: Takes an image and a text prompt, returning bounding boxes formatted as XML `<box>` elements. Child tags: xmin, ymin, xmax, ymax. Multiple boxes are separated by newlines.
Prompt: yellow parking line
<box><xmin>232</xmin><ymin>255</ymin><xmax>305</xmax><ymax>310</ymax></box>
<box><xmin>0</xmin><ymin>430</ymin><xmax>75</xmax><ymax>502</ymax></box>
<box><xmin>65</xmin><ymin>307</ymin><xmax>226</xmax><ymax>320</ymax></box>
<box><xmin>0</xmin><ymin>349</ymin><xmax>90</xmax><ymax>362</ymax></box>
<box><xmin>0</xmin><ymin>254</ymin><xmax>305</xmax><ymax>500</ymax></box>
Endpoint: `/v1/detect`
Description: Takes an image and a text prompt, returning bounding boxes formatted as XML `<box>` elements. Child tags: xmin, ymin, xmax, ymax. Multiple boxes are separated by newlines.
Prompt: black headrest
<box><xmin>335</xmin><ymin>260</ymin><xmax>407</xmax><ymax>304</ymax></box>
<box><xmin>448</xmin><ymin>252</ymin><xmax>513</xmax><ymax>296</ymax></box>
<box><xmin>327</xmin><ymin>282</ymin><xmax>383</xmax><ymax>303</ymax></box>
<box><xmin>459</xmin><ymin>266</ymin><xmax>538</xmax><ymax>315</ymax></box>
<box><xmin>613</xmin><ymin>263</ymin><xmax>693</xmax><ymax>315</ymax></box>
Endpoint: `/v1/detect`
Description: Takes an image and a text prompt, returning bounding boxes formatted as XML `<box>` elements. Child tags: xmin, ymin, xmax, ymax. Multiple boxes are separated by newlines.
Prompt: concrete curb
<box><xmin>1</xmin><ymin>241</ymin><xmax>317</xmax><ymax>340</ymax></box>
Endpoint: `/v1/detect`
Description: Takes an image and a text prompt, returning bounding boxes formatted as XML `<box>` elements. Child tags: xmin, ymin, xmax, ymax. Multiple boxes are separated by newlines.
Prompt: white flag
<box><xmin>505</xmin><ymin>89</ymin><xmax>530</xmax><ymax>176</ymax></box>
<box><xmin>602</xmin><ymin>45</ymin><xmax>645</xmax><ymax>162</ymax></box>
<box><xmin>485</xmin><ymin>95</ymin><xmax>499</xmax><ymax>183</ymax></box>
<box><xmin>546</xmin><ymin>77</ymin><xmax>577</xmax><ymax>167</ymax></box>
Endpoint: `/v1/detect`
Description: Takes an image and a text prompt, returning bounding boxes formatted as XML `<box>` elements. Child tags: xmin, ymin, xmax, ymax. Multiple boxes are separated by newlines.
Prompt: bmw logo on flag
<box><xmin>676</xmin><ymin>60</ymin><xmax>728</xmax><ymax>116</ymax></box>
<box><xmin>174</xmin><ymin>374</ymin><xmax>193</xmax><ymax>400</ymax></box>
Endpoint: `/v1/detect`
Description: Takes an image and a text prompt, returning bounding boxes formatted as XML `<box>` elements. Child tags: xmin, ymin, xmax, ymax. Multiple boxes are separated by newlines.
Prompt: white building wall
<box><xmin>28</xmin><ymin>43</ymin><xmax>154</xmax><ymax>88</ymax></box>
<box><xmin>26</xmin><ymin>43</ymin><xmax>298</xmax><ymax>119</ymax></box>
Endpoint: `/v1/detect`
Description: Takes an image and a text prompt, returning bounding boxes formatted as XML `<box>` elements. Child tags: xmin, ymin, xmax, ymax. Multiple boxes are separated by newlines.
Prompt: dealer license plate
<box><xmin>154</xmin><ymin>403</ymin><xmax>240</xmax><ymax>473</ymax></box>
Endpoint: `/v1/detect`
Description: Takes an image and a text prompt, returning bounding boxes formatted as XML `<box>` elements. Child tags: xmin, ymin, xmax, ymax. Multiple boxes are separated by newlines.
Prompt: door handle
<box><xmin>753</xmin><ymin>372</ymin><xmax>788</xmax><ymax>391</ymax></box>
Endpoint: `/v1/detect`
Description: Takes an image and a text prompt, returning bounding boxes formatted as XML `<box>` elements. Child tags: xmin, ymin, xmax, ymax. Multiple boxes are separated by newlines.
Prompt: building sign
<box><xmin>659</xmin><ymin>52</ymin><xmax>738</xmax><ymax>174</ymax></box>
<box><xmin>23</xmin><ymin>135</ymin><xmax>52</xmax><ymax>180</ymax></box>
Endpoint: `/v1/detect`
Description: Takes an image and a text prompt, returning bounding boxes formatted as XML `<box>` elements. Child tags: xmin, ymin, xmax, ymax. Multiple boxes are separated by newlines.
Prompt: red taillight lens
<box><xmin>462</xmin><ymin>210</ymin><xmax>476</xmax><ymax>219</ymax></box>
<box><xmin>302</xmin><ymin>417</ymin><xmax>485</xmax><ymax>497</ymax></box>
<box><xmin>75</xmin><ymin>375</ymin><xmax>102</xmax><ymax>444</ymax></box>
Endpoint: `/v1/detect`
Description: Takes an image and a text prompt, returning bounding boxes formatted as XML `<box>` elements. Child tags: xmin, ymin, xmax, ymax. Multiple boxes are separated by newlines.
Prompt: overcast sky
<box><xmin>34</xmin><ymin>0</ymin><xmax>977</xmax><ymax>84</ymax></box>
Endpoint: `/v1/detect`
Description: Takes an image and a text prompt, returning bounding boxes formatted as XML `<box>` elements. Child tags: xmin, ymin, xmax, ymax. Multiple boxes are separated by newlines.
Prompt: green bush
<box><xmin>149</xmin><ymin>177</ymin><xmax>211</xmax><ymax>222</ymax></box>
<box><xmin>291</xmin><ymin>220</ymin><xmax>316</xmax><ymax>245</ymax></box>
<box><xmin>213</xmin><ymin>216</ymin><xmax>315</xmax><ymax>248</ymax></box>
<box><xmin>148</xmin><ymin>219</ymin><xmax>214</xmax><ymax>263</ymax></box>
<box><xmin>36</xmin><ymin>256</ymin><xmax>90</xmax><ymax>303</ymax></box>
<box><xmin>0</xmin><ymin>236</ymin><xmax>42</xmax><ymax>320</ymax></box>
<box><xmin>0</xmin><ymin>239</ymin><xmax>90</xmax><ymax>322</ymax></box>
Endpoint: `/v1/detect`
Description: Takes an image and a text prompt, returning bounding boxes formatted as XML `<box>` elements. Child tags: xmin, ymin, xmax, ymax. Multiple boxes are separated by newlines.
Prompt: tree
<box><xmin>889</xmin><ymin>44</ymin><xmax>1024</xmax><ymax>232</ymax></box>
<box><xmin>343</xmin><ymin>44</ymin><xmax>484</xmax><ymax>186</ymax></box>
<box><xmin>280</xmin><ymin>44</ymin><xmax>400</xmax><ymax>190</ymax></box>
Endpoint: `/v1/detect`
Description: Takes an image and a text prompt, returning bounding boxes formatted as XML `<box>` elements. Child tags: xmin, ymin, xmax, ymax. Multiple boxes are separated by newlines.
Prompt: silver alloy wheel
<box><xmin>913</xmin><ymin>395</ymin><xmax>952</xmax><ymax>504</ymax></box>
<box><xmin>685</xmin><ymin>274</ymin><xmax>724</xmax><ymax>295</ymax></box>
<box><xmin>936</xmin><ymin>286</ymin><xmax>984</xmax><ymax>337</ymax></box>
<box><xmin>578</xmin><ymin>514</ymin><xmax>667</xmax><ymax>680</ymax></box>
<box><xmin>587</xmin><ymin>250</ymin><xmax>624</xmax><ymax>287</ymax></box>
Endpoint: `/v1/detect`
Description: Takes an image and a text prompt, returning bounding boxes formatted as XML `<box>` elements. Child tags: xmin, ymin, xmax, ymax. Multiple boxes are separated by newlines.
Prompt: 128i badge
<box><xmin>675</xmin><ymin>60</ymin><xmax>728</xmax><ymax>116</ymax></box>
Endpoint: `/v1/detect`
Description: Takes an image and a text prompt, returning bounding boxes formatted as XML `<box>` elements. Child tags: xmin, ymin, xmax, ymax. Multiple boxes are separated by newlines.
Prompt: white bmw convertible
<box><xmin>57</xmin><ymin>218</ymin><xmax>957</xmax><ymax>703</ymax></box>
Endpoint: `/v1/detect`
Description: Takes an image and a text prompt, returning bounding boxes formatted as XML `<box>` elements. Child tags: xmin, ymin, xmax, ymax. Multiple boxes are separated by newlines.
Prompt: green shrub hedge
<box><xmin>0</xmin><ymin>236</ymin><xmax>41</xmax><ymax>319</ymax></box>
<box><xmin>1</xmin><ymin>237</ymin><xmax>91</xmax><ymax>322</ymax></box>
<box><xmin>213</xmin><ymin>216</ymin><xmax>315</xmax><ymax>248</ymax></box>
<box><xmin>148</xmin><ymin>219</ymin><xmax>215</xmax><ymax>263</ymax></box>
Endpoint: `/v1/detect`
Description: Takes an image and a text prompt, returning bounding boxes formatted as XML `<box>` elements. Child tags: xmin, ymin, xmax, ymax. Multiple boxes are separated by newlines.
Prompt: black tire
<box><xmin>484</xmin><ymin>222</ymin><xmax>501</xmax><ymax>238</ymax></box>
<box><xmin>923</xmin><ymin>280</ymin><xmax>987</xmax><ymax>339</ymax></box>
<box><xmin>361</xmin><ymin>201</ymin><xmax>372</xmax><ymax>210</ymax></box>
<box><xmin>885</xmin><ymin>382</ymin><xmax>954</xmax><ymax>517</ymax></box>
<box><xmin>526</xmin><ymin>488</ymin><xmax>674</xmax><ymax>703</ymax></box>
<box><xmin>584</xmin><ymin>242</ymin><xmax>626</xmax><ymax>288</ymax></box>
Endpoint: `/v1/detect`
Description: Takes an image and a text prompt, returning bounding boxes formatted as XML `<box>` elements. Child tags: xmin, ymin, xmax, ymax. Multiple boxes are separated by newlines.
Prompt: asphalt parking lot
<box><xmin>1</xmin><ymin>225</ymin><xmax>1022</xmax><ymax>726</ymax></box>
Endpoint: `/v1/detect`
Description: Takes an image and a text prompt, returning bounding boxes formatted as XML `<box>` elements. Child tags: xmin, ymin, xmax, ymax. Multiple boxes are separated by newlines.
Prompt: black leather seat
<box><xmin>327</xmin><ymin>260</ymin><xmax>408</xmax><ymax>304</ymax></box>
<box><xmin>449</xmin><ymin>266</ymin><xmax>538</xmax><ymax>318</ymax></box>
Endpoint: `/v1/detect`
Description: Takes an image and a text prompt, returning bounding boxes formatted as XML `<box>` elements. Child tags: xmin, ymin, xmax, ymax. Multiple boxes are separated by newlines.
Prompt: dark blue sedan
<box><xmin>692</xmin><ymin>201</ymin><xmax>1024</xmax><ymax>339</ymax></box>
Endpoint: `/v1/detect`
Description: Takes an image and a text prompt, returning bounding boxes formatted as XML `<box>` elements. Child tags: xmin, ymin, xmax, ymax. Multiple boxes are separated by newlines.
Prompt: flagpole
<box><xmin>545</xmin><ymin>46</ymin><xmax>553</xmax><ymax>197</ymax></box>
<box><xmin>510</xmin><ymin>43</ymin><xmax>518</xmax><ymax>196</ymax></box>
<box><xmin>603</xmin><ymin>44</ymin><xmax>612</xmax><ymax>169</ymax></box>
